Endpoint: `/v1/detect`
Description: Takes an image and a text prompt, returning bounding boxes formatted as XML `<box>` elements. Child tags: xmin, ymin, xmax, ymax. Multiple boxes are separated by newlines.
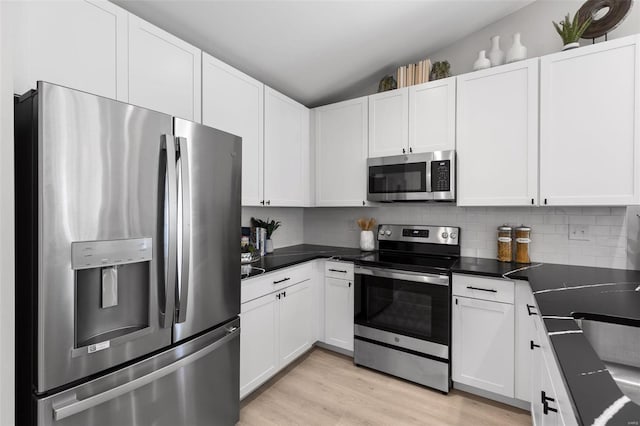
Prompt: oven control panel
<box><xmin>378</xmin><ymin>224</ymin><xmax>459</xmax><ymax>245</ymax></box>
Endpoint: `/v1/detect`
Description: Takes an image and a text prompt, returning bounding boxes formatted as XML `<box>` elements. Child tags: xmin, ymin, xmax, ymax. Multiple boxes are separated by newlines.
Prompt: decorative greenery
<box><xmin>377</xmin><ymin>75</ymin><xmax>397</xmax><ymax>92</ymax></box>
<box><xmin>251</xmin><ymin>217</ymin><xmax>281</xmax><ymax>239</ymax></box>
<box><xmin>553</xmin><ymin>12</ymin><xmax>592</xmax><ymax>45</ymax></box>
<box><xmin>430</xmin><ymin>61</ymin><xmax>451</xmax><ymax>81</ymax></box>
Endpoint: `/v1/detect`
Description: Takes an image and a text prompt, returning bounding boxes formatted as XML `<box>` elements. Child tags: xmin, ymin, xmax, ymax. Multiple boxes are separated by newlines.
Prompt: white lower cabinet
<box><xmin>324</xmin><ymin>277</ymin><xmax>354</xmax><ymax>351</ymax></box>
<box><xmin>515</xmin><ymin>281</ymin><xmax>536</xmax><ymax>402</ymax></box>
<box><xmin>452</xmin><ymin>295</ymin><xmax>515</xmax><ymax>397</ymax></box>
<box><xmin>239</xmin><ymin>292</ymin><xmax>278</xmax><ymax>399</ymax></box>
<box><xmin>279</xmin><ymin>281</ymin><xmax>313</xmax><ymax>367</ymax></box>
<box><xmin>240</xmin><ymin>270</ymin><xmax>313</xmax><ymax>399</ymax></box>
<box><xmin>531</xmin><ymin>315</ymin><xmax>578</xmax><ymax>426</ymax></box>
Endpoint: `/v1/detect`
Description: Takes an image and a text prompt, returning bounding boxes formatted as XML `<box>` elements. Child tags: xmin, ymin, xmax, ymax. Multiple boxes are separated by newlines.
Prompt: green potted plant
<box><xmin>553</xmin><ymin>12</ymin><xmax>592</xmax><ymax>51</ymax></box>
<box><xmin>251</xmin><ymin>217</ymin><xmax>281</xmax><ymax>254</ymax></box>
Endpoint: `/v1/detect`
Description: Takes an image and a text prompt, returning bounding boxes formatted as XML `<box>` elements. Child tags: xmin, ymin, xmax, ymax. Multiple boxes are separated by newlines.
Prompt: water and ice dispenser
<box><xmin>71</xmin><ymin>238</ymin><xmax>153</xmax><ymax>352</ymax></box>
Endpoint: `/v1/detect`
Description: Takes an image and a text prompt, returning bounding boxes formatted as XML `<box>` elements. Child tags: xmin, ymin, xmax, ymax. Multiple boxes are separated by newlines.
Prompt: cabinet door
<box><xmin>264</xmin><ymin>86</ymin><xmax>308</xmax><ymax>206</ymax></box>
<box><xmin>240</xmin><ymin>293</ymin><xmax>278</xmax><ymax>399</ymax></box>
<box><xmin>368</xmin><ymin>88</ymin><xmax>409</xmax><ymax>157</ymax></box>
<box><xmin>409</xmin><ymin>78</ymin><xmax>456</xmax><ymax>153</ymax></box>
<box><xmin>202</xmin><ymin>53</ymin><xmax>264</xmax><ymax>206</ymax></box>
<box><xmin>452</xmin><ymin>296</ymin><xmax>515</xmax><ymax>397</ymax></box>
<box><xmin>515</xmin><ymin>281</ymin><xmax>536</xmax><ymax>402</ymax></box>
<box><xmin>12</xmin><ymin>0</ymin><xmax>127</xmax><ymax>100</ymax></box>
<box><xmin>278</xmin><ymin>281</ymin><xmax>312</xmax><ymax>367</ymax></box>
<box><xmin>540</xmin><ymin>36</ymin><xmax>640</xmax><ymax>206</ymax></box>
<box><xmin>128</xmin><ymin>15</ymin><xmax>201</xmax><ymax>121</ymax></box>
<box><xmin>456</xmin><ymin>59</ymin><xmax>539</xmax><ymax>206</ymax></box>
<box><xmin>324</xmin><ymin>277</ymin><xmax>354</xmax><ymax>351</ymax></box>
<box><xmin>315</xmin><ymin>97</ymin><xmax>369</xmax><ymax>207</ymax></box>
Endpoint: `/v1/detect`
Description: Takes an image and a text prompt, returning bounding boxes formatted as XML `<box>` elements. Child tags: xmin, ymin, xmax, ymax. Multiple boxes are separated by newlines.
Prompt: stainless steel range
<box><xmin>354</xmin><ymin>224</ymin><xmax>460</xmax><ymax>393</ymax></box>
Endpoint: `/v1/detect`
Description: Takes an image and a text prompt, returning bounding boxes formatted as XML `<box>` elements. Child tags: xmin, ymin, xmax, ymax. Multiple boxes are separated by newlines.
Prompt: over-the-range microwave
<box><xmin>367</xmin><ymin>150</ymin><xmax>455</xmax><ymax>202</ymax></box>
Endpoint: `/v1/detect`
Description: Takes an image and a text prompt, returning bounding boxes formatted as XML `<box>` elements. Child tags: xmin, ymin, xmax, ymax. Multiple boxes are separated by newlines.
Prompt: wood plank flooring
<box><xmin>239</xmin><ymin>347</ymin><xmax>531</xmax><ymax>426</ymax></box>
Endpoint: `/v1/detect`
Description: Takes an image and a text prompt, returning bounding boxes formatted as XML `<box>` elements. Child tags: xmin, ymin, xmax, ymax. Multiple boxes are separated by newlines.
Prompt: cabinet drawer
<box><xmin>325</xmin><ymin>261</ymin><xmax>354</xmax><ymax>279</ymax></box>
<box><xmin>242</xmin><ymin>262</ymin><xmax>312</xmax><ymax>303</ymax></box>
<box><xmin>452</xmin><ymin>274</ymin><xmax>514</xmax><ymax>304</ymax></box>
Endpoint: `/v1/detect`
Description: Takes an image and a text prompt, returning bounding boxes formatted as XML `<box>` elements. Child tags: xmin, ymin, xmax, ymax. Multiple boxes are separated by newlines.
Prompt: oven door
<box><xmin>367</xmin><ymin>153</ymin><xmax>433</xmax><ymax>202</ymax></box>
<box><xmin>354</xmin><ymin>266</ymin><xmax>450</xmax><ymax>358</ymax></box>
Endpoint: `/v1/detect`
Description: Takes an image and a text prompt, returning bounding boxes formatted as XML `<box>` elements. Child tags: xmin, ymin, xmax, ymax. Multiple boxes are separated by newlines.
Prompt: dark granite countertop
<box><xmin>241</xmin><ymin>244</ymin><xmax>368</xmax><ymax>279</ymax></box>
<box><xmin>453</xmin><ymin>258</ymin><xmax>640</xmax><ymax>425</ymax></box>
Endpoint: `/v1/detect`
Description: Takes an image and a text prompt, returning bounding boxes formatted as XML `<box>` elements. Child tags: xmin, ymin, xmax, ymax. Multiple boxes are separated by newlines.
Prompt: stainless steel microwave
<box><xmin>367</xmin><ymin>150</ymin><xmax>455</xmax><ymax>202</ymax></box>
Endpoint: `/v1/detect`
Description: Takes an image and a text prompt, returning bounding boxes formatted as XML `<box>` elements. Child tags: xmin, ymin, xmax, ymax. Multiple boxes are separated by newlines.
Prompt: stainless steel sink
<box><xmin>576</xmin><ymin>318</ymin><xmax>640</xmax><ymax>405</ymax></box>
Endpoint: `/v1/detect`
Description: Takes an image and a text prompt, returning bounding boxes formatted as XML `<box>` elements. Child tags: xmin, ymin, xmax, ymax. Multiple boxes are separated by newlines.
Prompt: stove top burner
<box><xmin>357</xmin><ymin>251</ymin><xmax>459</xmax><ymax>274</ymax></box>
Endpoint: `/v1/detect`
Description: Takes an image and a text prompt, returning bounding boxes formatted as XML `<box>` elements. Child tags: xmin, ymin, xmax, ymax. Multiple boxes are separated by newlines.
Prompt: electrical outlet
<box><xmin>569</xmin><ymin>224</ymin><xmax>590</xmax><ymax>241</ymax></box>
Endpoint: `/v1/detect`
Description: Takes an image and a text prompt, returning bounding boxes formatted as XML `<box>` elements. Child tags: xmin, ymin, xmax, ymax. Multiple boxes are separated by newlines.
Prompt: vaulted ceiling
<box><xmin>113</xmin><ymin>0</ymin><xmax>534</xmax><ymax>107</ymax></box>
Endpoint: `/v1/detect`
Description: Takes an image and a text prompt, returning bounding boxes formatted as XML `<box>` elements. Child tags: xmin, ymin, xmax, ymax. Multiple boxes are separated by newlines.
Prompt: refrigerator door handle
<box><xmin>176</xmin><ymin>136</ymin><xmax>191</xmax><ymax>324</ymax></box>
<box><xmin>52</xmin><ymin>326</ymin><xmax>240</xmax><ymax>421</ymax></box>
<box><xmin>160</xmin><ymin>135</ymin><xmax>178</xmax><ymax>329</ymax></box>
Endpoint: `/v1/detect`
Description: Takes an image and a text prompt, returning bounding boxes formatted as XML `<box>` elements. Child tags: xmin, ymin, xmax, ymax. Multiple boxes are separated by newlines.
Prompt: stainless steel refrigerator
<box><xmin>14</xmin><ymin>82</ymin><xmax>241</xmax><ymax>426</ymax></box>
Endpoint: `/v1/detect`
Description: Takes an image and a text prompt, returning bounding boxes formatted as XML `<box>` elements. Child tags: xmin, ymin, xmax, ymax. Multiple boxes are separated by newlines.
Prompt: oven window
<box><xmin>369</xmin><ymin>162</ymin><xmax>427</xmax><ymax>194</ymax></box>
<box><xmin>355</xmin><ymin>274</ymin><xmax>449</xmax><ymax>345</ymax></box>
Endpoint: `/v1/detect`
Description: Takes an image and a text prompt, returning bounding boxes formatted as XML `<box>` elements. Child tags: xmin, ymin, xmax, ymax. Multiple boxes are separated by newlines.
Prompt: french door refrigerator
<box><xmin>14</xmin><ymin>82</ymin><xmax>242</xmax><ymax>426</ymax></box>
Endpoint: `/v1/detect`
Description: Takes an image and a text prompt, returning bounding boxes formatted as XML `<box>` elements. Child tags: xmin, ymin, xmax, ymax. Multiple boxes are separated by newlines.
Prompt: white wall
<box><xmin>242</xmin><ymin>207</ymin><xmax>304</xmax><ymax>249</ymax></box>
<box><xmin>304</xmin><ymin>206</ymin><xmax>630</xmax><ymax>269</ymax></box>
<box><xmin>0</xmin><ymin>2</ymin><xmax>15</xmax><ymax>425</ymax></box>
<box><xmin>429</xmin><ymin>0</ymin><xmax>640</xmax><ymax>75</ymax></box>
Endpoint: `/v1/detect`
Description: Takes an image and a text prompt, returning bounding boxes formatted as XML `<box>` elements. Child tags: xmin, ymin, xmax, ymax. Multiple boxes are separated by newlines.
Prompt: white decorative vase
<box><xmin>488</xmin><ymin>35</ymin><xmax>505</xmax><ymax>66</ymax></box>
<box><xmin>473</xmin><ymin>50</ymin><xmax>491</xmax><ymax>71</ymax></box>
<box><xmin>506</xmin><ymin>32</ymin><xmax>527</xmax><ymax>63</ymax></box>
<box><xmin>265</xmin><ymin>238</ymin><xmax>274</xmax><ymax>254</ymax></box>
<box><xmin>360</xmin><ymin>230</ymin><xmax>375</xmax><ymax>251</ymax></box>
<box><xmin>562</xmin><ymin>42</ymin><xmax>580</xmax><ymax>51</ymax></box>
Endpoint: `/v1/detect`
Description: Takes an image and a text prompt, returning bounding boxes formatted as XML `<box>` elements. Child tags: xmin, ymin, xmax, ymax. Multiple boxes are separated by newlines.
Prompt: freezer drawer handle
<box><xmin>52</xmin><ymin>327</ymin><xmax>240</xmax><ymax>421</ymax></box>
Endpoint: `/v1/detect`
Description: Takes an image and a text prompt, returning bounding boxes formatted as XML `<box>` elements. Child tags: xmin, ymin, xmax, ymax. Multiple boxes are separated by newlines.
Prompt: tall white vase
<box><xmin>473</xmin><ymin>50</ymin><xmax>491</xmax><ymax>71</ymax></box>
<box><xmin>488</xmin><ymin>35</ymin><xmax>505</xmax><ymax>66</ymax></box>
<box><xmin>506</xmin><ymin>32</ymin><xmax>527</xmax><ymax>63</ymax></box>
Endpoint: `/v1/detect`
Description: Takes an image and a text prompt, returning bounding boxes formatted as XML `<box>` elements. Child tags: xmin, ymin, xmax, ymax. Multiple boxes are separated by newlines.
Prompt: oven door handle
<box><xmin>354</xmin><ymin>266</ymin><xmax>449</xmax><ymax>286</ymax></box>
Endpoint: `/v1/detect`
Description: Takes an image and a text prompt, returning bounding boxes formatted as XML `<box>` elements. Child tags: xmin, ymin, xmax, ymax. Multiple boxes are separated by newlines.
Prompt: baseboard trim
<box><xmin>453</xmin><ymin>382</ymin><xmax>531</xmax><ymax>411</ymax></box>
<box><xmin>314</xmin><ymin>341</ymin><xmax>353</xmax><ymax>357</ymax></box>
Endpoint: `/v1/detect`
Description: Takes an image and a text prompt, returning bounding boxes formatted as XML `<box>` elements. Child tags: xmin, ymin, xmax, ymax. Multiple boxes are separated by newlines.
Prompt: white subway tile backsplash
<box><xmin>303</xmin><ymin>205</ymin><xmax>634</xmax><ymax>270</ymax></box>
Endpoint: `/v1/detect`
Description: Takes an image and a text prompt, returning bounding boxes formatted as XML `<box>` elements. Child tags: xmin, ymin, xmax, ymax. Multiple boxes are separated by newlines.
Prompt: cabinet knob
<box><xmin>531</xmin><ymin>198</ymin><xmax>534</xmax><ymax>205</ymax></box>
<box><xmin>544</xmin><ymin>198</ymin><xmax>548</xmax><ymax>205</ymax></box>
<box><xmin>283</xmin><ymin>291</ymin><xmax>287</xmax><ymax>298</ymax></box>
<box><xmin>266</xmin><ymin>200</ymin><xmax>271</xmax><ymax>205</ymax></box>
<box><xmin>530</xmin><ymin>340</ymin><xmax>540</xmax><ymax>350</ymax></box>
<box><xmin>362</xmin><ymin>200</ymin><xmax>365</xmax><ymax>206</ymax></box>
<box><xmin>409</xmin><ymin>147</ymin><xmax>413</xmax><ymax>153</ymax></box>
<box><xmin>402</xmin><ymin>148</ymin><xmax>406</xmax><ymax>154</ymax></box>
<box><xmin>348</xmin><ymin>282</ymin><xmax>352</xmax><ymax>288</ymax></box>
<box><xmin>260</xmin><ymin>200</ymin><xmax>265</xmax><ymax>205</ymax></box>
<box><xmin>526</xmin><ymin>304</ymin><xmax>537</xmax><ymax>316</ymax></box>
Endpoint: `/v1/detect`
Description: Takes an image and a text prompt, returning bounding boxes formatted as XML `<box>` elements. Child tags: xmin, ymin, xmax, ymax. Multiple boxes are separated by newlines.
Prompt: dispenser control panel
<box><xmin>71</xmin><ymin>238</ymin><xmax>152</xmax><ymax>270</ymax></box>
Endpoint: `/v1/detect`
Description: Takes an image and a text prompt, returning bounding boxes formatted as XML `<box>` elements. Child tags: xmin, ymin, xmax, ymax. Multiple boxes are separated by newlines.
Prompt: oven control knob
<box><xmin>441</xmin><ymin>232</ymin><xmax>449</xmax><ymax>239</ymax></box>
<box><xmin>385</xmin><ymin>230</ymin><xmax>392</xmax><ymax>236</ymax></box>
<box><xmin>450</xmin><ymin>232</ymin><xmax>457</xmax><ymax>239</ymax></box>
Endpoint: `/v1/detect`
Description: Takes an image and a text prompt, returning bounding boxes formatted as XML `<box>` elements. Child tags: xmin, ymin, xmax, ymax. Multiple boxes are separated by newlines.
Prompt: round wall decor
<box><xmin>577</xmin><ymin>0</ymin><xmax>633</xmax><ymax>39</ymax></box>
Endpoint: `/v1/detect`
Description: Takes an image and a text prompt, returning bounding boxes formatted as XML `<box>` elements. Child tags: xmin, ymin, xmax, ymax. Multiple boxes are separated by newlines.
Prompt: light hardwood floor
<box><xmin>239</xmin><ymin>348</ymin><xmax>531</xmax><ymax>426</ymax></box>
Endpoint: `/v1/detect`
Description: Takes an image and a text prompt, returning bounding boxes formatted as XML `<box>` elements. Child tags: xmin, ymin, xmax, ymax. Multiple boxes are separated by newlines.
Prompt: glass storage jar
<box><xmin>497</xmin><ymin>225</ymin><xmax>513</xmax><ymax>262</ymax></box>
<box><xmin>515</xmin><ymin>225</ymin><xmax>531</xmax><ymax>264</ymax></box>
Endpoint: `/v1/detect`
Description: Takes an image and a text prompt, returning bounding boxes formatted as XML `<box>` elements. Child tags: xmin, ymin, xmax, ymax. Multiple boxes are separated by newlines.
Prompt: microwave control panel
<box><xmin>431</xmin><ymin>160</ymin><xmax>451</xmax><ymax>192</ymax></box>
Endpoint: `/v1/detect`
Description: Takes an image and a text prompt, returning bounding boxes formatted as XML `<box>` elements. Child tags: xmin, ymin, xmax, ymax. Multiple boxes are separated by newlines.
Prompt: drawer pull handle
<box><xmin>530</xmin><ymin>340</ymin><xmax>540</xmax><ymax>350</ymax></box>
<box><xmin>526</xmin><ymin>304</ymin><xmax>537</xmax><ymax>316</ymax></box>
<box><xmin>542</xmin><ymin>391</ymin><xmax>558</xmax><ymax>415</ymax></box>
<box><xmin>328</xmin><ymin>269</ymin><xmax>348</xmax><ymax>273</ymax></box>
<box><xmin>466</xmin><ymin>286</ymin><xmax>497</xmax><ymax>293</ymax></box>
<box><xmin>273</xmin><ymin>277</ymin><xmax>290</xmax><ymax>284</ymax></box>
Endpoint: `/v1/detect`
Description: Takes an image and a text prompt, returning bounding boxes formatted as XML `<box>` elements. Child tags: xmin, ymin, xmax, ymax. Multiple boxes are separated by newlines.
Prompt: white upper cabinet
<box><xmin>12</xmin><ymin>0</ymin><xmax>127</xmax><ymax>100</ymax></box>
<box><xmin>368</xmin><ymin>88</ymin><xmax>409</xmax><ymax>157</ymax></box>
<box><xmin>456</xmin><ymin>59</ymin><xmax>539</xmax><ymax>206</ymax></box>
<box><xmin>263</xmin><ymin>86</ymin><xmax>310</xmax><ymax>206</ymax></box>
<box><xmin>540</xmin><ymin>35</ymin><xmax>640</xmax><ymax>206</ymax></box>
<box><xmin>202</xmin><ymin>53</ymin><xmax>264</xmax><ymax>206</ymax></box>
<box><xmin>128</xmin><ymin>15</ymin><xmax>201</xmax><ymax>121</ymax></box>
<box><xmin>409</xmin><ymin>78</ymin><xmax>456</xmax><ymax>153</ymax></box>
<box><xmin>315</xmin><ymin>97</ymin><xmax>369</xmax><ymax>207</ymax></box>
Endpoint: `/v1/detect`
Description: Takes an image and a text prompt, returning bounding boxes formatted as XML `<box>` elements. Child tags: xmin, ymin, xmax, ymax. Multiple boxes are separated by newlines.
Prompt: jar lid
<box><xmin>515</xmin><ymin>225</ymin><xmax>531</xmax><ymax>231</ymax></box>
<box><xmin>498</xmin><ymin>225</ymin><xmax>513</xmax><ymax>231</ymax></box>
